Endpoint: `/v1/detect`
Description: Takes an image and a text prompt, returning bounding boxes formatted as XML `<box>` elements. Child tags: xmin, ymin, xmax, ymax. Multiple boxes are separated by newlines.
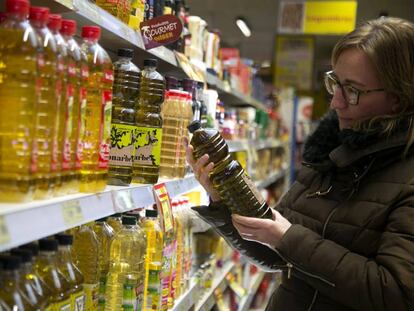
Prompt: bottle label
<box><xmin>84</xmin><ymin>283</ymin><xmax>99</xmax><ymax>310</ymax></box>
<box><xmin>98</xmin><ymin>274</ymin><xmax>107</xmax><ymax>307</ymax></box>
<box><xmin>71</xmin><ymin>291</ymin><xmax>86</xmax><ymax>311</ymax></box>
<box><xmin>241</xmin><ymin>173</ymin><xmax>266</xmax><ymax>205</ymax></box>
<box><xmin>135</xmin><ymin>281</ymin><xmax>144</xmax><ymax>311</ymax></box>
<box><xmin>134</xmin><ymin>126</ymin><xmax>162</xmax><ymax>167</ymax></box>
<box><xmin>109</xmin><ymin>124</ymin><xmax>136</xmax><ymax>167</ymax></box>
<box><xmin>161</xmin><ymin>242</ymin><xmax>173</xmax><ymax>308</ymax></box>
<box><xmin>76</xmin><ymin>88</ymin><xmax>87</xmax><ymax>169</ymax></box>
<box><xmin>102</xmin><ymin>70</ymin><xmax>114</xmax><ymax>83</ymax></box>
<box><xmin>98</xmin><ymin>91</ymin><xmax>112</xmax><ymax>169</ymax></box>
<box><xmin>122</xmin><ymin>278</ymin><xmax>137</xmax><ymax>311</ymax></box>
<box><xmin>55</xmin><ymin>299</ymin><xmax>71</xmax><ymax>311</ymax></box>
<box><xmin>146</xmin><ymin>267</ymin><xmax>162</xmax><ymax>310</ymax></box>
<box><xmin>62</xmin><ymin>84</ymin><xmax>75</xmax><ymax>170</ymax></box>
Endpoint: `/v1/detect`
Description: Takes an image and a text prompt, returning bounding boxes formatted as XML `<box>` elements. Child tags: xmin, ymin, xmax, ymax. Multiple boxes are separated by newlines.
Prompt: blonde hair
<box><xmin>332</xmin><ymin>17</ymin><xmax>414</xmax><ymax>149</ymax></box>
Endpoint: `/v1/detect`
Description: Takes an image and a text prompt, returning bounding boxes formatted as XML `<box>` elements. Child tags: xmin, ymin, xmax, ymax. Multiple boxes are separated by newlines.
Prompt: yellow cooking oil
<box><xmin>0</xmin><ymin>0</ymin><xmax>38</xmax><ymax>202</ymax></box>
<box><xmin>107</xmin><ymin>213</ymin><xmax>123</xmax><ymax>234</ymax></box>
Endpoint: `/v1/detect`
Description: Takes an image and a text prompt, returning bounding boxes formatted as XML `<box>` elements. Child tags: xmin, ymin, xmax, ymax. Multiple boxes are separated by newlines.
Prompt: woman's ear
<box><xmin>388</xmin><ymin>93</ymin><xmax>401</xmax><ymax>113</ymax></box>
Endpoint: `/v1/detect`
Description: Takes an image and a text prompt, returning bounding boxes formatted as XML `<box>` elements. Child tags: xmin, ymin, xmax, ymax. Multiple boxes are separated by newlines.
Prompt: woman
<box><xmin>186</xmin><ymin>17</ymin><xmax>414</xmax><ymax>311</ymax></box>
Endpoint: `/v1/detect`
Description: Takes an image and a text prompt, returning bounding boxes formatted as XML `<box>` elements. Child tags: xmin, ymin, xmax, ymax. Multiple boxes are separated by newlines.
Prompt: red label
<box><xmin>98</xmin><ymin>90</ymin><xmax>112</xmax><ymax>169</ymax></box>
<box><xmin>68</xmin><ymin>62</ymin><xmax>76</xmax><ymax>77</ymax></box>
<box><xmin>140</xmin><ymin>14</ymin><xmax>183</xmax><ymax>50</ymax></box>
<box><xmin>102</xmin><ymin>70</ymin><xmax>114</xmax><ymax>83</ymax></box>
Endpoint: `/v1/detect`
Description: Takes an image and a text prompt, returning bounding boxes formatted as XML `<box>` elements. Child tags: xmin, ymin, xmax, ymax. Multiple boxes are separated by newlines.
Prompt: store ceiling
<box><xmin>187</xmin><ymin>0</ymin><xmax>414</xmax><ymax>83</ymax></box>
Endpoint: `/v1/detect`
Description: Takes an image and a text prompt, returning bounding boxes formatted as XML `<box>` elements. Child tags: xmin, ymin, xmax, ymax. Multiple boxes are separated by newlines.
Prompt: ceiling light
<box><xmin>236</xmin><ymin>17</ymin><xmax>251</xmax><ymax>37</ymax></box>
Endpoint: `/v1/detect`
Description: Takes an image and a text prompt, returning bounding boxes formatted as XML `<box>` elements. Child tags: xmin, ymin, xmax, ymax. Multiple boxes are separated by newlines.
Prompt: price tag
<box><xmin>154</xmin><ymin>183</ymin><xmax>174</xmax><ymax>233</ymax></box>
<box><xmin>0</xmin><ymin>216</ymin><xmax>11</xmax><ymax>246</ymax></box>
<box><xmin>226</xmin><ymin>273</ymin><xmax>247</xmax><ymax>298</ymax></box>
<box><xmin>113</xmin><ymin>190</ymin><xmax>134</xmax><ymax>212</ymax></box>
<box><xmin>62</xmin><ymin>200</ymin><xmax>84</xmax><ymax>226</ymax></box>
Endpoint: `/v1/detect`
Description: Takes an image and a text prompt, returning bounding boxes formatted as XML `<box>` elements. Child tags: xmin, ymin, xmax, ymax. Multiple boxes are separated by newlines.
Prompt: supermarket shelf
<box><xmin>238</xmin><ymin>272</ymin><xmax>265</xmax><ymax>311</ymax></box>
<box><xmin>171</xmin><ymin>276</ymin><xmax>200</xmax><ymax>311</ymax></box>
<box><xmin>227</xmin><ymin>139</ymin><xmax>282</xmax><ymax>153</ymax></box>
<box><xmin>195</xmin><ymin>261</ymin><xmax>236</xmax><ymax>311</ymax></box>
<box><xmin>0</xmin><ymin>175</ymin><xmax>199</xmax><ymax>252</ymax></box>
<box><xmin>256</xmin><ymin>168</ymin><xmax>287</xmax><ymax>190</ymax></box>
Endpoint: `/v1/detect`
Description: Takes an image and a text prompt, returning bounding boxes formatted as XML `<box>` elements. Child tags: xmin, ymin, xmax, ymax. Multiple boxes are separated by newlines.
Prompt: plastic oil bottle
<box><xmin>60</xmin><ymin>19</ymin><xmax>88</xmax><ymax>194</ymax></box>
<box><xmin>0</xmin><ymin>0</ymin><xmax>38</xmax><ymax>202</ymax></box>
<box><xmin>107</xmin><ymin>213</ymin><xmax>123</xmax><ymax>234</ymax></box>
<box><xmin>29</xmin><ymin>6</ymin><xmax>60</xmax><ymax>199</ymax></box>
<box><xmin>105</xmin><ymin>216</ymin><xmax>146</xmax><ymax>311</ymax></box>
<box><xmin>10</xmin><ymin>249</ymin><xmax>48</xmax><ymax>309</ymax></box>
<box><xmin>35</xmin><ymin>239</ymin><xmax>72</xmax><ymax>310</ymax></box>
<box><xmin>72</xmin><ymin>225</ymin><xmax>100</xmax><ymax>310</ymax></box>
<box><xmin>188</xmin><ymin>121</ymin><xmax>273</xmax><ymax>219</ymax></box>
<box><xmin>133</xmin><ymin>59</ymin><xmax>165</xmax><ymax>184</ymax></box>
<box><xmin>80</xmin><ymin>26</ymin><xmax>114</xmax><ymax>192</ymax></box>
<box><xmin>55</xmin><ymin>234</ymin><xmax>86</xmax><ymax>311</ymax></box>
<box><xmin>92</xmin><ymin>218</ymin><xmax>114</xmax><ymax>309</ymax></box>
<box><xmin>142</xmin><ymin>209</ymin><xmax>163</xmax><ymax>311</ymax></box>
<box><xmin>108</xmin><ymin>48</ymin><xmax>140</xmax><ymax>186</ymax></box>
<box><xmin>160</xmin><ymin>213</ymin><xmax>175</xmax><ymax>311</ymax></box>
<box><xmin>176</xmin><ymin>91</ymin><xmax>193</xmax><ymax>178</ymax></box>
<box><xmin>0</xmin><ymin>256</ymin><xmax>36</xmax><ymax>311</ymax></box>
<box><xmin>159</xmin><ymin>90</ymin><xmax>182</xmax><ymax>179</ymax></box>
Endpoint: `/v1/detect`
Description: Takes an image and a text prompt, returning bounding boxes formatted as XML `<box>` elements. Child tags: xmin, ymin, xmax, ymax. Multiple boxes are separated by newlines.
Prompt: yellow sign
<box><xmin>274</xmin><ymin>36</ymin><xmax>314</xmax><ymax>90</ymax></box>
<box><xmin>304</xmin><ymin>1</ymin><xmax>357</xmax><ymax>34</ymax></box>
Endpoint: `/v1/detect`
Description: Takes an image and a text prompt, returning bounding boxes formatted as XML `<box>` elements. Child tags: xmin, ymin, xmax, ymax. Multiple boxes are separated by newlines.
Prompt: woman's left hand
<box><xmin>232</xmin><ymin>209</ymin><xmax>292</xmax><ymax>248</ymax></box>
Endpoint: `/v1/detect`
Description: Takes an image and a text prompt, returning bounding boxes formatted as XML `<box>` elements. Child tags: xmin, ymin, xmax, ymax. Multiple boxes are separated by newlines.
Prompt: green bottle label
<box><xmin>71</xmin><ymin>291</ymin><xmax>85</xmax><ymax>311</ymax></box>
<box><xmin>134</xmin><ymin>126</ymin><xmax>162</xmax><ymax>167</ymax></box>
<box><xmin>109</xmin><ymin>124</ymin><xmax>136</xmax><ymax>167</ymax></box>
<box><xmin>122</xmin><ymin>279</ymin><xmax>137</xmax><ymax>311</ymax></box>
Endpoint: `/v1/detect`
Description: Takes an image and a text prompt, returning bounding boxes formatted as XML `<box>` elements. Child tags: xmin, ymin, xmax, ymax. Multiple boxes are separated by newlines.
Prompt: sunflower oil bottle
<box><xmin>35</xmin><ymin>239</ymin><xmax>72</xmax><ymax>310</ymax></box>
<box><xmin>60</xmin><ymin>19</ymin><xmax>88</xmax><ymax>194</ymax></box>
<box><xmin>133</xmin><ymin>59</ymin><xmax>165</xmax><ymax>184</ymax></box>
<box><xmin>142</xmin><ymin>209</ymin><xmax>163</xmax><ymax>311</ymax></box>
<box><xmin>159</xmin><ymin>90</ymin><xmax>182</xmax><ymax>179</ymax></box>
<box><xmin>172</xmin><ymin>199</ymin><xmax>185</xmax><ymax>299</ymax></box>
<box><xmin>55</xmin><ymin>234</ymin><xmax>86</xmax><ymax>311</ymax></box>
<box><xmin>177</xmin><ymin>91</ymin><xmax>193</xmax><ymax>178</ymax></box>
<box><xmin>160</xmin><ymin>212</ymin><xmax>175</xmax><ymax>311</ymax></box>
<box><xmin>10</xmin><ymin>249</ymin><xmax>48</xmax><ymax>309</ymax></box>
<box><xmin>72</xmin><ymin>225</ymin><xmax>100</xmax><ymax>310</ymax></box>
<box><xmin>80</xmin><ymin>26</ymin><xmax>114</xmax><ymax>192</ymax></box>
<box><xmin>108</xmin><ymin>48</ymin><xmax>140</xmax><ymax>186</ymax></box>
<box><xmin>104</xmin><ymin>216</ymin><xmax>146</xmax><ymax>311</ymax></box>
<box><xmin>167</xmin><ymin>200</ymin><xmax>179</xmax><ymax>308</ymax></box>
<box><xmin>0</xmin><ymin>0</ymin><xmax>38</xmax><ymax>202</ymax></box>
<box><xmin>107</xmin><ymin>213</ymin><xmax>123</xmax><ymax>234</ymax></box>
<box><xmin>29</xmin><ymin>6</ymin><xmax>60</xmax><ymax>199</ymax></box>
<box><xmin>92</xmin><ymin>218</ymin><xmax>114</xmax><ymax>309</ymax></box>
<box><xmin>0</xmin><ymin>256</ymin><xmax>36</xmax><ymax>311</ymax></box>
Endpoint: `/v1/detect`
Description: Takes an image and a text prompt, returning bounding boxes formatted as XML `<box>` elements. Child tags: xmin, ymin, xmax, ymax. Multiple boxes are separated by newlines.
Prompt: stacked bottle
<box><xmin>108</xmin><ymin>48</ymin><xmax>140</xmax><ymax>186</ymax></box>
<box><xmin>133</xmin><ymin>59</ymin><xmax>165</xmax><ymax>184</ymax></box>
<box><xmin>189</xmin><ymin>121</ymin><xmax>273</xmax><ymax>219</ymax></box>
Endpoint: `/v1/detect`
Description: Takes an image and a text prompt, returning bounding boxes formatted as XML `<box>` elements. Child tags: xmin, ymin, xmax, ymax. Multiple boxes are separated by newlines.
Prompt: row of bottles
<box><xmin>0</xmin><ymin>198</ymin><xmax>194</xmax><ymax>310</ymax></box>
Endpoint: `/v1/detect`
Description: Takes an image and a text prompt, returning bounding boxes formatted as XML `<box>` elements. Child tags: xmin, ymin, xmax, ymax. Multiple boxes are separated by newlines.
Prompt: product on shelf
<box><xmin>80</xmin><ymin>25</ymin><xmax>114</xmax><ymax>192</ymax></box>
<box><xmin>29</xmin><ymin>6</ymin><xmax>60</xmax><ymax>199</ymax></box>
<box><xmin>129</xmin><ymin>0</ymin><xmax>145</xmax><ymax>30</ymax></box>
<box><xmin>105</xmin><ymin>215</ymin><xmax>146</xmax><ymax>310</ymax></box>
<box><xmin>133</xmin><ymin>58</ymin><xmax>165</xmax><ymax>184</ymax></box>
<box><xmin>107</xmin><ymin>213</ymin><xmax>123</xmax><ymax>233</ymax></box>
<box><xmin>55</xmin><ymin>234</ymin><xmax>86</xmax><ymax>311</ymax></box>
<box><xmin>60</xmin><ymin>19</ymin><xmax>87</xmax><ymax>195</ymax></box>
<box><xmin>71</xmin><ymin>225</ymin><xmax>100</xmax><ymax>309</ymax></box>
<box><xmin>189</xmin><ymin>121</ymin><xmax>272</xmax><ymax>219</ymax></box>
<box><xmin>142</xmin><ymin>209</ymin><xmax>163</xmax><ymax>311</ymax></box>
<box><xmin>165</xmin><ymin>75</ymin><xmax>179</xmax><ymax>91</ymax></box>
<box><xmin>95</xmin><ymin>0</ymin><xmax>130</xmax><ymax>24</ymax></box>
<box><xmin>177</xmin><ymin>91</ymin><xmax>193</xmax><ymax>178</ymax></box>
<box><xmin>35</xmin><ymin>239</ymin><xmax>72</xmax><ymax>310</ymax></box>
<box><xmin>182</xmin><ymin>78</ymin><xmax>201</xmax><ymax>123</ymax></box>
<box><xmin>92</xmin><ymin>217</ymin><xmax>115</xmax><ymax>309</ymax></box>
<box><xmin>0</xmin><ymin>0</ymin><xmax>38</xmax><ymax>202</ymax></box>
<box><xmin>108</xmin><ymin>48</ymin><xmax>140</xmax><ymax>186</ymax></box>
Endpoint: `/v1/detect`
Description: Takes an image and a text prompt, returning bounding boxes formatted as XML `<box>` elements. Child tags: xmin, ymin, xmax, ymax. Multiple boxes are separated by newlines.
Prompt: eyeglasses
<box><xmin>324</xmin><ymin>71</ymin><xmax>385</xmax><ymax>105</ymax></box>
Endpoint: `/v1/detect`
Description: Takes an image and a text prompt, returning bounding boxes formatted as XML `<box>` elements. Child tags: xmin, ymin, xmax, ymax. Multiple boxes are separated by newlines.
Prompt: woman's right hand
<box><xmin>185</xmin><ymin>139</ymin><xmax>221</xmax><ymax>202</ymax></box>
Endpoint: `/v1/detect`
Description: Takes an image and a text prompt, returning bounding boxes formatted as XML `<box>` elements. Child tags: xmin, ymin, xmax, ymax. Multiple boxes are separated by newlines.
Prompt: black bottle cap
<box><xmin>166</xmin><ymin>75</ymin><xmax>179</xmax><ymax>90</ymax></box>
<box><xmin>182</xmin><ymin>78</ymin><xmax>195</xmax><ymax>88</ymax></box>
<box><xmin>125</xmin><ymin>212</ymin><xmax>141</xmax><ymax>220</ymax></box>
<box><xmin>19</xmin><ymin>243</ymin><xmax>39</xmax><ymax>256</ymax></box>
<box><xmin>118</xmin><ymin>48</ymin><xmax>134</xmax><ymax>58</ymax></box>
<box><xmin>122</xmin><ymin>215</ymin><xmax>137</xmax><ymax>225</ymax></box>
<box><xmin>38</xmin><ymin>239</ymin><xmax>58</xmax><ymax>252</ymax></box>
<box><xmin>144</xmin><ymin>58</ymin><xmax>157</xmax><ymax>67</ymax></box>
<box><xmin>111</xmin><ymin>213</ymin><xmax>122</xmax><ymax>218</ymax></box>
<box><xmin>10</xmin><ymin>249</ymin><xmax>33</xmax><ymax>263</ymax></box>
<box><xmin>188</xmin><ymin>120</ymin><xmax>202</xmax><ymax>133</ymax></box>
<box><xmin>145</xmin><ymin>209</ymin><xmax>158</xmax><ymax>218</ymax></box>
<box><xmin>196</xmin><ymin>81</ymin><xmax>204</xmax><ymax>88</ymax></box>
<box><xmin>96</xmin><ymin>217</ymin><xmax>108</xmax><ymax>222</ymax></box>
<box><xmin>0</xmin><ymin>255</ymin><xmax>21</xmax><ymax>270</ymax></box>
<box><xmin>55</xmin><ymin>234</ymin><xmax>73</xmax><ymax>246</ymax></box>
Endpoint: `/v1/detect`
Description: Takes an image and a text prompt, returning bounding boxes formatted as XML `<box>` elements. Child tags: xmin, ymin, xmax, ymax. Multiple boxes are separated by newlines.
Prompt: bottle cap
<box><xmin>196</xmin><ymin>81</ymin><xmax>204</xmax><ymax>89</ymax></box>
<box><xmin>165</xmin><ymin>75</ymin><xmax>179</xmax><ymax>90</ymax></box>
<box><xmin>47</xmin><ymin>13</ymin><xmax>62</xmax><ymax>31</ymax></box>
<box><xmin>145</xmin><ymin>209</ymin><xmax>158</xmax><ymax>218</ymax></box>
<box><xmin>182</xmin><ymin>78</ymin><xmax>196</xmax><ymax>91</ymax></box>
<box><xmin>111</xmin><ymin>213</ymin><xmax>122</xmax><ymax>218</ymax></box>
<box><xmin>38</xmin><ymin>238</ymin><xmax>58</xmax><ymax>252</ymax></box>
<box><xmin>122</xmin><ymin>215</ymin><xmax>137</xmax><ymax>225</ymax></box>
<box><xmin>0</xmin><ymin>255</ymin><xmax>21</xmax><ymax>270</ymax></box>
<box><xmin>96</xmin><ymin>217</ymin><xmax>108</xmax><ymax>222</ymax></box>
<box><xmin>29</xmin><ymin>6</ymin><xmax>49</xmax><ymax>24</ymax></box>
<box><xmin>55</xmin><ymin>234</ymin><xmax>73</xmax><ymax>246</ymax></box>
<box><xmin>188</xmin><ymin>120</ymin><xmax>202</xmax><ymax>133</ymax></box>
<box><xmin>19</xmin><ymin>243</ymin><xmax>39</xmax><ymax>256</ymax></box>
<box><xmin>60</xmin><ymin>19</ymin><xmax>76</xmax><ymax>36</ymax></box>
<box><xmin>117</xmin><ymin>48</ymin><xmax>134</xmax><ymax>58</ymax></box>
<box><xmin>10</xmin><ymin>249</ymin><xmax>33</xmax><ymax>263</ymax></box>
<box><xmin>143</xmin><ymin>58</ymin><xmax>157</xmax><ymax>67</ymax></box>
<box><xmin>82</xmin><ymin>25</ymin><xmax>101</xmax><ymax>40</ymax></box>
<box><xmin>6</xmin><ymin>0</ymin><xmax>29</xmax><ymax>16</ymax></box>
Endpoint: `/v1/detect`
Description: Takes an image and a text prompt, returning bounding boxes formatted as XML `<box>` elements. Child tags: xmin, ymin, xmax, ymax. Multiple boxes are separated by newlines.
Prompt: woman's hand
<box><xmin>231</xmin><ymin>209</ymin><xmax>292</xmax><ymax>248</ymax></box>
<box><xmin>185</xmin><ymin>139</ymin><xmax>221</xmax><ymax>202</ymax></box>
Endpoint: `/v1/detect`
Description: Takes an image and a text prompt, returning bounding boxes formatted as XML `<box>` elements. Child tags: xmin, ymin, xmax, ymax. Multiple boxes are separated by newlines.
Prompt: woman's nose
<box><xmin>330</xmin><ymin>88</ymin><xmax>348</xmax><ymax>110</ymax></box>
